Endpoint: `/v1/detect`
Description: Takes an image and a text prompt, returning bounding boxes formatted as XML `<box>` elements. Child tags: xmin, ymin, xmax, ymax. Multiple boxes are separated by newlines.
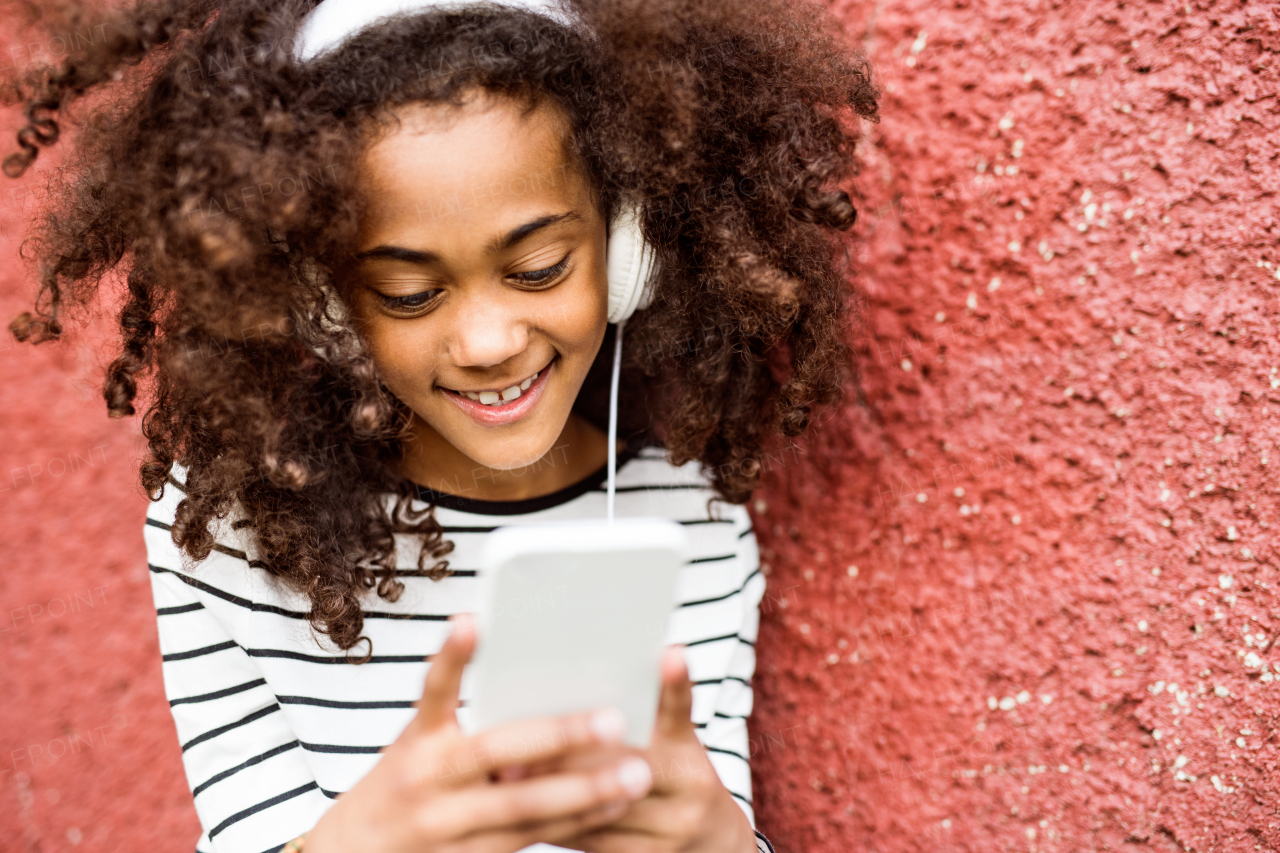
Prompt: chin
<box><xmin>454</xmin><ymin>429</ymin><xmax>564</xmax><ymax>473</ymax></box>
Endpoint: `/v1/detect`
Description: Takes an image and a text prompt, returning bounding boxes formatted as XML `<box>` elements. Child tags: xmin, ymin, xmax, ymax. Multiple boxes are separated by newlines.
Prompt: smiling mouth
<box><xmin>441</xmin><ymin>358</ymin><xmax>553</xmax><ymax>408</ymax></box>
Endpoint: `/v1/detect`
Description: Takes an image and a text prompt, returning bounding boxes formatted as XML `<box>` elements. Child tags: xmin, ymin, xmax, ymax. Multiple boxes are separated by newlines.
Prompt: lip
<box><xmin>439</xmin><ymin>357</ymin><xmax>555</xmax><ymax>427</ymax></box>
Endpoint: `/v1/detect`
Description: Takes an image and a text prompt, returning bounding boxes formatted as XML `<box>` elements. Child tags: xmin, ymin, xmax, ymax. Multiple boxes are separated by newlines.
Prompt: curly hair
<box><xmin>3</xmin><ymin>0</ymin><xmax>879</xmax><ymax>654</ymax></box>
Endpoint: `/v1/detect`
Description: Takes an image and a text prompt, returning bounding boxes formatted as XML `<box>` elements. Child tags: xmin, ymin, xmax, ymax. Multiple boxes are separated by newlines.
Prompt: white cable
<box><xmin>606</xmin><ymin>318</ymin><xmax>624</xmax><ymax>523</ymax></box>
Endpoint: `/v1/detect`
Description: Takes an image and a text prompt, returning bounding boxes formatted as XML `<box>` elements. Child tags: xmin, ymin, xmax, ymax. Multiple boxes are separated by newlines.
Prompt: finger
<box><xmin>571</xmin><ymin>788</ymin><xmax>665</xmax><ymax>831</ymax></box>
<box><xmin>654</xmin><ymin>645</ymin><xmax>694</xmax><ymax>739</ymax></box>
<box><xmin>442</xmin><ymin>705</ymin><xmax>628</xmax><ymax>782</ymax></box>
<box><xmin>494</xmin><ymin>764</ymin><xmax>528</xmax><ymax>783</ymax></box>
<box><xmin>414</xmin><ymin>614</ymin><xmax>476</xmax><ymax>732</ymax></box>
<box><xmin>478</xmin><ymin>798</ymin><xmax>633</xmax><ymax>853</ymax></box>
<box><xmin>441</xmin><ymin>755</ymin><xmax>652</xmax><ymax>836</ymax></box>
<box><xmin>514</xmin><ymin>741</ymin><xmax>636</xmax><ymax>779</ymax></box>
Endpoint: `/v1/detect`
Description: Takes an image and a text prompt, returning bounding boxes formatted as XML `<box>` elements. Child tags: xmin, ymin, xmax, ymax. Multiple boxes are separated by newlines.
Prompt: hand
<box><xmin>305</xmin><ymin>615</ymin><xmax>655</xmax><ymax>853</ymax></box>
<box><xmin>557</xmin><ymin>646</ymin><xmax>758</xmax><ymax>853</ymax></box>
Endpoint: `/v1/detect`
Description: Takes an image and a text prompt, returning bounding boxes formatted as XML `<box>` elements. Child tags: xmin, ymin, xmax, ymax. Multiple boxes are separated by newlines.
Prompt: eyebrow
<box><xmin>355</xmin><ymin>211</ymin><xmax>583</xmax><ymax>264</ymax></box>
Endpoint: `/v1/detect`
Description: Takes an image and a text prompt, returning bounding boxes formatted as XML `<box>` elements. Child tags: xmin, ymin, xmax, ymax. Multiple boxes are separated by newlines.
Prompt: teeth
<box><xmin>458</xmin><ymin>370</ymin><xmax>541</xmax><ymax>406</ymax></box>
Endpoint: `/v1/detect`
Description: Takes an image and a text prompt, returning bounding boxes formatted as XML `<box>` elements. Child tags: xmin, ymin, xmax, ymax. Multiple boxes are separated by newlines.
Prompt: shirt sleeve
<box><xmin>147</xmin><ymin>497</ymin><xmax>331</xmax><ymax>853</ymax></box>
<box><xmin>689</xmin><ymin>506</ymin><xmax>776</xmax><ymax>853</ymax></box>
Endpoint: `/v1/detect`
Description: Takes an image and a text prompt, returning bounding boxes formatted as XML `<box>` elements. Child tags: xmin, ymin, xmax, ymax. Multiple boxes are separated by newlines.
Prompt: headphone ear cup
<box><xmin>606</xmin><ymin>199</ymin><xmax>657</xmax><ymax>324</ymax></box>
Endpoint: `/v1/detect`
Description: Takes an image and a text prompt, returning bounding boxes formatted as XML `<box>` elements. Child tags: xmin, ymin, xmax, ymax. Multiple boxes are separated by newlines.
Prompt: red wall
<box><xmin>2</xmin><ymin>1</ymin><xmax>1278</xmax><ymax>851</ymax></box>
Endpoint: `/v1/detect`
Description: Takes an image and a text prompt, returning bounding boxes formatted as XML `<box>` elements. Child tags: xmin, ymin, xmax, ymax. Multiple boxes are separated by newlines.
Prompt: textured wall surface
<box><xmin>1</xmin><ymin>1</ymin><xmax>1278</xmax><ymax>852</ymax></box>
<box><xmin>750</xmin><ymin>1</ymin><xmax>1280</xmax><ymax>851</ymax></box>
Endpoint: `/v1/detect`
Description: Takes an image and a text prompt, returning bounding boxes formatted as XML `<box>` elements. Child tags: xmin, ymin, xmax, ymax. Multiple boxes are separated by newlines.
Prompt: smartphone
<box><xmin>460</xmin><ymin>517</ymin><xmax>690</xmax><ymax>748</ymax></box>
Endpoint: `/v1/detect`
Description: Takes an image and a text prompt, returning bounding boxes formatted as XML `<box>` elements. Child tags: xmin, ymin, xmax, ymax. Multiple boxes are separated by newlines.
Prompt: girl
<box><xmin>4</xmin><ymin>0</ymin><xmax>878</xmax><ymax>850</ymax></box>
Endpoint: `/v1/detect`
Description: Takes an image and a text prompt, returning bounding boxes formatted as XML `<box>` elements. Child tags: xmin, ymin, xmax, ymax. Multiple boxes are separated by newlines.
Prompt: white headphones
<box><xmin>293</xmin><ymin>0</ymin><xmax>657</xmax><ymax>325</ymax></box>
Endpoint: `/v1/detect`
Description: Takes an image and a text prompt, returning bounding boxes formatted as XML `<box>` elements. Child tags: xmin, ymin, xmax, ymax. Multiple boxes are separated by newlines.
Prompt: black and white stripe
<box><xmin>147</xmin><ymin>447</ymin><xmax>769</xmax><ymax>853</ymax></box>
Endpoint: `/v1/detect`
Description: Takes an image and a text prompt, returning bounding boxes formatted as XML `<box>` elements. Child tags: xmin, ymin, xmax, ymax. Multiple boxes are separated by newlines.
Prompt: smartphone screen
<box><xmin>461</xmin><ymin>517</ymin><xmax>689</xmax><ymax>747</ymax></box>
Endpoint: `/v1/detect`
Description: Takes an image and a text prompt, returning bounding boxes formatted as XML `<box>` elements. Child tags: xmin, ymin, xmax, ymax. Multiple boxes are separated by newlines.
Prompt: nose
<box><xmin>446</xmin><ymin>287</ymin><xmax>529</xmax><ymax>368</ymax></box>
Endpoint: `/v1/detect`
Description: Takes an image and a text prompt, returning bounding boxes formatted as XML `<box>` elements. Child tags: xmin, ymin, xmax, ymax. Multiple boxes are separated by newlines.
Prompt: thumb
<box><xmin>654</xmin><ymin>645</ymin><xmax>694</xmax><ymax>740</ymax></box>
<box><xmin>414</xmin><ymin>613</ymin><xmax>476</xmax><ymax>733</ymax></box>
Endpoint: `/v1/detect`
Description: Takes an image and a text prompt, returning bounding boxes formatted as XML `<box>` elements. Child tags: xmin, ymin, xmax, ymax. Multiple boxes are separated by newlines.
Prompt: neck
<box><xmin>399</xmin><ymin>413</ymin><xmax>614</xmax><ymax>502</ymax></box>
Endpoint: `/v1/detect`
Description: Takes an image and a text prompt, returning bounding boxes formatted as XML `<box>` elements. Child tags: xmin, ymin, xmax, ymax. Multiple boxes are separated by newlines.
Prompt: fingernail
<box><xmin>449</xmin><ymin>614</ymin><xmax>474</xmax><ymax>639</ymax></box>
<box><xmin>590</xmin><ymin>707</ymin><xmax>627</xmax><ymax>742</ymax></box>
<box><xmin>616</xmin><ymin>757</ymin><xmax>651</xmax><ymax>798</ymax></box>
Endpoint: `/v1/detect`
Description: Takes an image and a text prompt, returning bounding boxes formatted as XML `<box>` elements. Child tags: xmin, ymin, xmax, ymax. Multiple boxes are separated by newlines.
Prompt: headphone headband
<box><xmin>293</xmin><ymin>0</ymin><xmax>578</xmax><ymax>62</ymax></box>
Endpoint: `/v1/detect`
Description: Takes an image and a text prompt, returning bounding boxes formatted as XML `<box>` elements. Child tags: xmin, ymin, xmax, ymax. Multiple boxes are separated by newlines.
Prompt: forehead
<box><xmin>356</xmin><ymin>92</ymin><xmax>587</xmax><ymax>230</ymax></box>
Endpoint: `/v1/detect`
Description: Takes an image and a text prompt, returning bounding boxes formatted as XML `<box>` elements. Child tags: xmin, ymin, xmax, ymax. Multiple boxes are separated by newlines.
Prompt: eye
<box><xmin>510</xmin><ymin>254</ymin><xmax>571</xmax><ymax>287</ymax></box>
<box><xmin>378</xmin><ymin>289</ymin><xmax>441</xmax><ymax>314</ymax></box>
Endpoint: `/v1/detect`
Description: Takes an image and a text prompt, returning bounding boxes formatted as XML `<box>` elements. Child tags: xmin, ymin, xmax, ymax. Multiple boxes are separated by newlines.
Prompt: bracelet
<box><xmin>282</xmin><ymin>832</ymin><xmax>308</xmax><ymax>852</ymax></box>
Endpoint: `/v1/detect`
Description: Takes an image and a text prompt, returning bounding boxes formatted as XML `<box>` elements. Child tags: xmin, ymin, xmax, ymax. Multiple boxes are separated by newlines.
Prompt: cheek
<box><xmin>548</xmin><ymin>299</ymin><xmax>605</xmax><ymax>352</ymax></box>
<box><xmin>360</xmin><ymin>317</ymin><xmax>439</xmax><ymax>393</ymax></box>
<box><xmin>538</xmin><ymin>270</ymin><xmax>608</xmax><ymax>351</ymax></box>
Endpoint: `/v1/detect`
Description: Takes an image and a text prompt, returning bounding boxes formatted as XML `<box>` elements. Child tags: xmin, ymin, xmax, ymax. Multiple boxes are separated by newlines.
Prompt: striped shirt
<box><xmin>145</xmin><ymin>445</ymin><xmax>775</xmax><ymax>853</ymax></box>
